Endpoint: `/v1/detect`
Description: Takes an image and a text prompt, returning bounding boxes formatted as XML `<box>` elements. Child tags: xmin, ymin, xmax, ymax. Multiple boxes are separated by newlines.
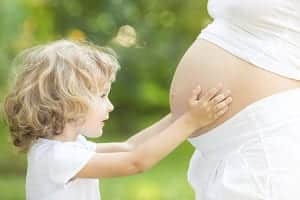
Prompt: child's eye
<box><xmin>100</xmin><ymin>92</ymin><xmax>109</xmax><ymax>98</ymax></box>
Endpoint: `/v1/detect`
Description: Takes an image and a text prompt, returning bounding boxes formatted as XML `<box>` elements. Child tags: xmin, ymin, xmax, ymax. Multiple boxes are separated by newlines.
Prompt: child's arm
<box><xmin>74</xmin><ymin>84</ymin><xmax>232</xmax><ymax>179</ymax></box>
<box><xmin>95</xmin><ymin>84</ymin><xmax>231</xmax><ymax>153</ymax></box>
<box><xmin>95</xmin><ymin>142</ymin><xmax>133</xmax><ymax>153</ymax></box>
<box><xmin>95</xmin><ymin>113</ymin><xmax>174</xmax><ymax>153</ymax></box>
<box><xmin>125</xmin><ymin>113</ymin><xmax>174</xmax><ymax>146</ymax></box>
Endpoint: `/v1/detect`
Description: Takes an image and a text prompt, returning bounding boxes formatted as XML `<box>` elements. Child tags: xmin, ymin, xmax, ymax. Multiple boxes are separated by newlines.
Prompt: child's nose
<box><xmin>107</xmin><ymin>100</ymin><xmax>114</xmax><ymax>112</ymax></box>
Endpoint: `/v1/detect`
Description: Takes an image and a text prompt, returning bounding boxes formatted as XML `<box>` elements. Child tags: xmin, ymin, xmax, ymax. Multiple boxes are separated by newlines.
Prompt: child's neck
<box><xmin>50</xmin><ymin>123</ymin><xmax>79</xmax><ymax>142</ymax></box>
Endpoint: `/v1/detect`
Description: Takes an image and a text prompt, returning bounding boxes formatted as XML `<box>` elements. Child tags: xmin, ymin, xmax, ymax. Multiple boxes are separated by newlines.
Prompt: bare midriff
<box><xmin>170</xmin><ymin>39</ymin><xmax>300</xmax><ymax>137</ymax></box>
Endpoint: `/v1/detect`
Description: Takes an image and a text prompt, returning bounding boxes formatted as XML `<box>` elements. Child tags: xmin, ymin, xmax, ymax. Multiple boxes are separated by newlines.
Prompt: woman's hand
<box><xmin>186</xmin><ymin>83</ymin><xmax>232</xmax><ymax>128</ymax></box>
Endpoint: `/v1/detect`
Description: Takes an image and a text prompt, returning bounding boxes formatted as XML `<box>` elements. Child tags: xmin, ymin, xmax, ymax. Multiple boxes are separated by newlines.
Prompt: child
<box><xmin>3</xmin><ymin>40</ymin><xmax>232</xmax><ymax>200</ymax></box>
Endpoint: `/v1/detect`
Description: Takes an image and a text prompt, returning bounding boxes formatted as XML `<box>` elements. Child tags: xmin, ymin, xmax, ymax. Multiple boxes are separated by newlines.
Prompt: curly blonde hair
<box><xmin>3</xmin><ymin>39</ymin><xmax>120</xmax><ymax>152</ymax></box>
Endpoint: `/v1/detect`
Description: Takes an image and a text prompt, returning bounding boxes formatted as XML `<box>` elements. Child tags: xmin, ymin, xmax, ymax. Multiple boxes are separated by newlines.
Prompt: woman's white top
<box><xmin>188</xmin><ymin>0</ymin><xmax>300</xmax><ymax>199</ymax></box>
<box><xmin>188</xmin><ymin>88</ymin><xmax>300</xmax><ymax>199</ymax></box>
<box><xmin>198</xmin><ymin>0</ymin><xmax>300</xmax><ymax>80</ymax></box>
<box><xmin>26</xmin><ymin>135</ymin><xmax>100</xmax><ymax>200</ymax></box>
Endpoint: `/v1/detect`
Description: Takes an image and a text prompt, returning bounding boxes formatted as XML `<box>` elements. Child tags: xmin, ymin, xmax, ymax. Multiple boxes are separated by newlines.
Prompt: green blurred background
<box><xmin>0</xmin><ymin>0</ymin><xmax>211</xmax><ymax>199</ymax></box>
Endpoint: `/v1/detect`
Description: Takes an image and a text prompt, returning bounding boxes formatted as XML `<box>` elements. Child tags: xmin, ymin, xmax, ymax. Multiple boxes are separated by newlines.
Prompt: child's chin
<box><xmin>84</xmin><ymin>130</ymin><xmax>103</xmax><ymax>138</ymax></box>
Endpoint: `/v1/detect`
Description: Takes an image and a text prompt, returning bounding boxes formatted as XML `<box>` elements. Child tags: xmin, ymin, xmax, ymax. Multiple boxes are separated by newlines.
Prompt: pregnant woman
<box><xmin>170</xmin><ymin>0</ymin><xmax>300</xmax><ymax>199</ymax></box>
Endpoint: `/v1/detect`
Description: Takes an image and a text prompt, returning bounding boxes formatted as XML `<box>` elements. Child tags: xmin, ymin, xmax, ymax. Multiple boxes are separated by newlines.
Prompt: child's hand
<box><xmin>187</xmin><ymin>83</ymin><xmax>232</xmax><ymax>128</ymax></box>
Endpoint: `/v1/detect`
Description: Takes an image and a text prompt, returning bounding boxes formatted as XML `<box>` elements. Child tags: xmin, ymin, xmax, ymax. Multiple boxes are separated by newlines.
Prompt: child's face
<box><xmin>79</xmin><ymin>83</ymin><xmax>113</xmax><ymax>138</ymax></box>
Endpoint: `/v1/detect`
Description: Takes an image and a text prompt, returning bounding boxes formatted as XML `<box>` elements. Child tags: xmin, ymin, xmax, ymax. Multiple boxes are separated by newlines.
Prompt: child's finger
<box><xmin>214</xmin><ymin>97</ymin><xmax>232</xmax><ymax>111</ymax></box>
<box><xmin>192</xmin><ymin>85</ymin><xmax>202</xmax><ymax>100</ymax></box>
<box><xmin>210</xmin><ymin>89</ymin><xmax>231</xmax><ymax>104</ymax></box>
<box><xmin>201</xmin><ymin>83</ymin><xmax>223</xmax><ymax>102</ymax></box>
<box><xmin>189</xmin><ymin>86</ymin><xmax>202</xmax><ymax>105</ymax></box>
<box><xmin>215</xmin><ymin>106</ymin><xmax>229</xmax><ymax>118</ymax></box>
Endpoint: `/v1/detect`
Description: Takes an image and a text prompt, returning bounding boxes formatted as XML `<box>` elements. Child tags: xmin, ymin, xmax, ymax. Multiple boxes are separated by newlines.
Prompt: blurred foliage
<box><xmin>0</xmin><ymin>0</ymin><xmax>211</xmax><ymax>199</ymax></box>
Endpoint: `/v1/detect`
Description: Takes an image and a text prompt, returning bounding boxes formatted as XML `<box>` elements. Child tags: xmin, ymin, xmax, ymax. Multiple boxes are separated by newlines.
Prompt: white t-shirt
<box><xmin>26</xmin><ymin>135</ymin><xmax>100</xmax><ymax>200</ymax></box>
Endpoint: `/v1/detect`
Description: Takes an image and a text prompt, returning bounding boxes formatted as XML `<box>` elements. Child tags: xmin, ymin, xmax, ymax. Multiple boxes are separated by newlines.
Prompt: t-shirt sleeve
<box><xmin>48</xmin><ymin>142</ymin><xmax>96</xmax><ymax>186</ymax></box>
<box><xmin>77</xmin><ymin>134</ymin><xmax>97</xmax><ymax>152</ymax></box>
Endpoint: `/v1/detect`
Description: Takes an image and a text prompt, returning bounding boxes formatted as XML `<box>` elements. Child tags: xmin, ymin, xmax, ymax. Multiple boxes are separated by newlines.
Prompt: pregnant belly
<box><xmin>170</xmin><ymin>39</ymin><xmax>300</xmax><ymax>137</ymax></box>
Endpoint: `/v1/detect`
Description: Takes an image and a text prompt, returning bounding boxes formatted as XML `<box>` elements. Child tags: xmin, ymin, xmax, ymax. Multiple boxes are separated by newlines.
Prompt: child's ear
<box><xmin>71</xmin><ymin>118</ymin><xmax>85</xmax><ymax>128</ymax></box>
